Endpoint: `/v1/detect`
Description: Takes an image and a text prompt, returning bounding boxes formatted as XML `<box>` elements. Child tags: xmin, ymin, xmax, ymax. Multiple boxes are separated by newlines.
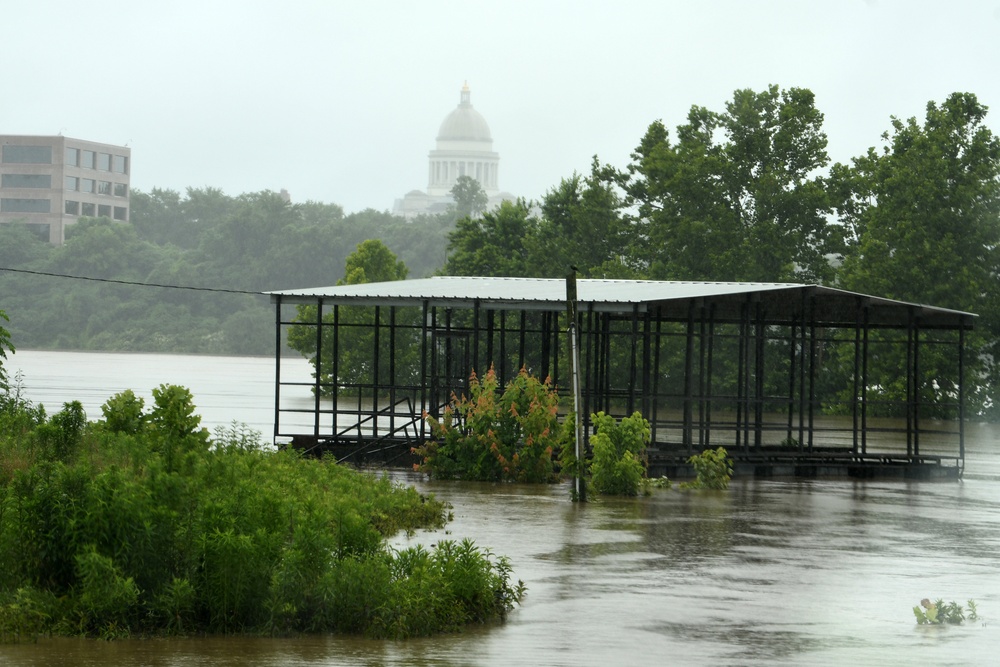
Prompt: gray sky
<box><xmin>4</xmin><ymin>0</ymin><xmax>999</xmax><ymax>214</ymax></box>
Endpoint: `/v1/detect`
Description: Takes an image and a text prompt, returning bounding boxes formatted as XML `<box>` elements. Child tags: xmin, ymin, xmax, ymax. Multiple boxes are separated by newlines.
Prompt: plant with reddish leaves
<box><xmin>415</xmin><ymin>366</ymin><xmax>565</xmax><ymax>483</ymax></box>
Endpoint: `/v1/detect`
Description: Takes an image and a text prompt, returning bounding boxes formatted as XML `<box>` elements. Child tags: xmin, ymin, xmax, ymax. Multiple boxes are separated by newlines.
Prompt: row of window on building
<box><xmin>0</xmin><ymin>173</ymin><xmax>128</xmax><ymax>197</ymax></box>
<box><xmin>0</xmin><ymin>197</ymin><xmax>127</xmax><ymax>221</ymax></box>
<box><xmin>65</xmin><ymin>201</ymin><xmax>128</xmax><ymax>220</ymax></box>
<box><xmin>1</xmin><ymin>145</ymin><xmax>129</xmax><ymax>174</ymax></box>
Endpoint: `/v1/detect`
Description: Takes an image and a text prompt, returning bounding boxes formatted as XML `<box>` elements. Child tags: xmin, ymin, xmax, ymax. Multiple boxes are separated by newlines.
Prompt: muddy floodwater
<box><xmin>3</xmin><ymin>351</ymin><xmax>1000</xmax><ymax>666</ymax></box>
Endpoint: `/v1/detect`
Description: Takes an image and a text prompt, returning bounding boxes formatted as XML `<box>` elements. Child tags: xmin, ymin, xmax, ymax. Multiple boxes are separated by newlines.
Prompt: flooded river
<box><xmin>3</xmin><ymin>351</ymin><xmax>999</xmax><ymax>665</ymax></box>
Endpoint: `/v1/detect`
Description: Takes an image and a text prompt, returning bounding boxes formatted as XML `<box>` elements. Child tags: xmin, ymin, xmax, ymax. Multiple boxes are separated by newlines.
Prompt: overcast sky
<box><xmin>4</xmin><ymin>1</ymin><xmax>999</xmax><ymax>214</ymax></box>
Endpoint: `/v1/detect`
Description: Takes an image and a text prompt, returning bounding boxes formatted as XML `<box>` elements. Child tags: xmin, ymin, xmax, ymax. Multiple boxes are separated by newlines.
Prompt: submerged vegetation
<box><xmin>681</xmin><ymin>447</ymin><xmax>734</xmax><ymax>491</ymax></box>
<box><xmin>413</xmin><ymin>366</ymin><xmax>735</xmax><ymax>497</ymax></box>
<box><xmin>588</xmin><ymin>411</ymin><xmax>650</xmax><ymax>496</ymax></box>
<box><xmin>415</xmin><ymin>366</ymin><xmax>567</xmax><ymax>483</ymax></box>
<box><xmin>0</xmin><ymin>323</ymin><xmax>524</xmax><ymax>641</ymax></box>
<box><xmin>913</xmin><ymin>599</ymin><xmax>980</xmax><ymax>625</ymax></box>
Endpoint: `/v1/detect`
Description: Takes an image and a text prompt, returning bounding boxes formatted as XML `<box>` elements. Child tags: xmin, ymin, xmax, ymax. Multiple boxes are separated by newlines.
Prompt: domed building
<box><xmin>394</xmin><ymin>83</ymin><xmax>514</xmax><ymax>218</ymax></box>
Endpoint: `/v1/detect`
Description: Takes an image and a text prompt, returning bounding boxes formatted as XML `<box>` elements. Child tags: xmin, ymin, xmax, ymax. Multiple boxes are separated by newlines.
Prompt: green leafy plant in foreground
<box><xmin>913</xmin><ymin>598</ymin><xmax>980</xmax><ymax>625</ymax></box>
<box><xmin>0</xmin><ymin>381</ymin><xmax>525</xmax><ymax>640</ymax></box>
<box><xmin>681</xmin><ymin>447</ymin><xmax>734</xmax><ymax>490</ymax></box>
<box><xmin>588</xmin><ymin>411</ymin><xmax>649</xmax><ymax>496</ymax></box>
<box><xmin>415</xmin><ymin>366</ymin><xmax>565</xmax><ymax>483</ymax></box>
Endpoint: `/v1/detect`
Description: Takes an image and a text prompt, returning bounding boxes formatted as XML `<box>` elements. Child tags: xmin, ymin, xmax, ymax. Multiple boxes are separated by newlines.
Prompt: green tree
<box><xmin>0</xmin><ymin>223</ymin><xmax>49</xmax><ymax>267</ymax></box>
<box><xmin>287</xmin><ymin>240</ymin><xmax>418</xmax><ymax>394</ymax></box>
<box><xmin>531</xmin><ymin>162</ymin><xmax>637</xmax><ymax>278</ymax></box>
<box><xmin>59</xmin><ymin>218</ymin><xmax>162</xmax><ymax>280</ymax></box>
<box><xmin>613</xmin><ymin>85</ymin><xmax>837</xmax><ymax>283</ymax></box>
<box><xmin>341</xmin><ymin>238</ymin><xmax>409</xmax><ymax>285</ymax></box>
<box><xmin>835</xmin><ymin>92</ymin><xmax>1000</xmax><ymax>415</ymax></box>
<box><xmin>443</xmin><ymin>199</ymin><xmax>538</xmax><ymax>277</ymax></box>
<box><xmin>451</xmin><ymin>175</ymin><xmax>489</xmax><ymax>219</ymax></box>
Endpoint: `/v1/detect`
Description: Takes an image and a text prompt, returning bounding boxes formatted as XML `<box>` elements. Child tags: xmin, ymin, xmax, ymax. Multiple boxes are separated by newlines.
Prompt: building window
<box><xmin>81</xmin><ymin>178</ymin><xmax>95</xmax><ymax>193</ymax></box>
<box><xmin>65</xmin><ymin>176</ymin><xmax>79</xmax><ymax>191</ymax></box>
<box><xmin>65</xmin><ymin>147</ymin><xmax>79</xmax><ymax>166</ymax></box>
<box><xmin>98</xmin><ymin>204</ymin><xmax>111</xmax><ymax>218</ymax></box>
<box><xmin>81</xmin><ymin>150</ymin><xmax>95</xmax><ymax>168</ymax></box>
<box><xmin>112</xmin><ymin>155</ymin><xmax>128</xmax><ymax>174</ymax></box>
<box><xmin>1</xmin><ymin>174</ymin><xmax>52</xmax><ymax>188</ymax></box>
<box><xmin>65</xmin><ymin>200</ymin><xmax>80</xmax><ymax>215</ymax></box>
<box><xmin>81</xmin><ymin>202</ymin><xmax>95</xmax><ymax>216</ymax></box>
<box><xmin>98</xmin><ymin>181</ymin><xmax>112</xmax><ymax>195</ymax></box>
<box><xmin>1</xmin><ymin>145</ymin><xmax>52</xmax><ymax>164</ymax></box>
<box><xmin>1</xmin><ymin>198</ymin><xmax>51</xmax><ymax>213</ymax></box>
<box><xmin>113</xmin><ymin>182</ymin><xmax>128</xmax><ymax>197</ymax></box>
<box><xmin>113</xmin><ymin>206</ymin><xmax>127</xmax><ymax>221</ymax></box>
<box><xmin>97</xmin><ymin>153</ymin><xmax>111</xmax><ymax>171</ymax></box>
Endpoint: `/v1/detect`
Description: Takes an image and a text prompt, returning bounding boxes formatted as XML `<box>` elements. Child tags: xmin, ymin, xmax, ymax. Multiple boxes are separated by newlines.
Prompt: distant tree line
<box><xmin>0</xmin><ymin>189</ymin><xmax>457</xmax><ymax>356</ymax></box>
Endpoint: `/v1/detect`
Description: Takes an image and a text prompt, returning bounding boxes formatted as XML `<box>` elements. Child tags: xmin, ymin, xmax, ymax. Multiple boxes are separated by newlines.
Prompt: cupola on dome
<box><xmin>437</xmin><ymin>83</ymin><xmax>492</xmax><ymax>142</ymax></box>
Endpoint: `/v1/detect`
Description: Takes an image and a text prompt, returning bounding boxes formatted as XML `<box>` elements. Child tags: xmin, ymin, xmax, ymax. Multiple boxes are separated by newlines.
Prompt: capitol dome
<box><xmin>426</xmin><ymin>83</ymin><xmax>499</xmax><ymax>198</ymax></box>
<box><xmin>437</xmin><ymin>86</ymin><xmax>492</xmax><ymax>142</ymax></box>
<box><xmin>393</xmin><ymin>83</ymin><xmax>506</xmax><ymax>218</ymax></box>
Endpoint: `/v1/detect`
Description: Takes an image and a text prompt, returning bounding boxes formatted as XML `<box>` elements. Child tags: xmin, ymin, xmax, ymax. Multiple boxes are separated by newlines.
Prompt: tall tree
<box><xmin>613</xmin><ymin>85</ymin><xmax>837</xmax><ymax>283</ymax></box>
<box><xmin>451</xmin><ymin>175</ymin><xmax>489</xmax><ymax>219</ymax></box>
<box><xmin>443</xmin><ymin>199</ymin><xmax>538</xmax><ymax>277</ymax></box>
<box><xmin>837</xmin><ymin>93</ymin><xmax>1000</xmax><ymax>310</ymax></box>
<box><xmin>531</xmin><ymin>161</ymin><xmax>637</xmax><ymax>278</ymax></box>
<box><xmin>835</xmin><ymin>92</ymin><xmax>1000</xmax><ymax>414</ymax></box>
<box><xmin>287</xmin><ymin>240</ymin><xmax>417</xmax><ymax>395</ymax></box>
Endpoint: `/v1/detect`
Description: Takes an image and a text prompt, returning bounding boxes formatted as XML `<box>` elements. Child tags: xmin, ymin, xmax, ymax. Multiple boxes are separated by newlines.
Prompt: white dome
<box><xmin>437</xmin><ymin>84</ymin><xmax>492</xmax><ymax>142</ymax></box>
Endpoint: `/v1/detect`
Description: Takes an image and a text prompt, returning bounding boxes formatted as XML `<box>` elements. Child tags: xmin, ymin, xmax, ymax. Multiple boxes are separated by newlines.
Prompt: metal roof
<box><xmin>268</xmin><ymin>276</ymin><xmax>975</xmax><ymax>328</ymax></box>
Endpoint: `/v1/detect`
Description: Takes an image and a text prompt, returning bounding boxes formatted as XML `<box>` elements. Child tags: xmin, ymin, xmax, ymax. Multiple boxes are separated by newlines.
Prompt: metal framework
<box><xmin>268</xmin><ymin>277</ymin><xmax>975</xmax><ymax>478</ymax></box>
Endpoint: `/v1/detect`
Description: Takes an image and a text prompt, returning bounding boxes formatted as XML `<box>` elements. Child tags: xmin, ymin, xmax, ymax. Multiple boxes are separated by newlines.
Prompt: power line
<box><xmin>0</xmin><ymin>266</ymin><xmax>266</xmax><ymax>296</ymax></box>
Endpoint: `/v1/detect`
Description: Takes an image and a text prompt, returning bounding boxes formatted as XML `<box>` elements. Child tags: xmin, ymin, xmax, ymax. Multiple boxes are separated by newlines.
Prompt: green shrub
<box><xmin>74</xmin><ymin>546</ymin><xmax>140</xmax><ymax>637</ymax></box>
<box><xmin>212</xmin><ymin>421</ymin><xmax>265</xmax><ymax>452</ymax></box>
<box><xmin>913</xmin><ymin>598</ymin><xmax>980</xmax><ymax>625</ymax></box>
<box><xmin>148</xmin><ymin>384</ymin><xmax>210</xmax><ymax>473</ymax></box>
<box><xmin>0</xmin><ymin>376</ymin><xmax>524</xmax><ymax>640</ymax></box>
<box><xmin>682</xmin><ymin>447</ymin><xmax>734</xmax><ymax>490</ymax></box>
<box><xmin>0</xmin><ymin>587</ymin><xmax>58</xmax><ymax>643</ymax></box>
<box><xmin>100</xmin><ymin>390</ymin><xmax>146</xmax><ymax>435</ymax></box>
<box><xmin>29</xmin><ymin>402</ymin><xmax>87</xmax><ymax>463</ymax></box>
<box><xmin>588</xmin><ymin>411</ymin><xmax>650</xmax><ymax>496</ymax></box>
<box><xmin>416</xmin><ymin>366</ymin><xmax>565</xmax><ymax>483</ymax></box>
<box><xmin>153</xmin><ymin>577</ymin><xmax>196</xmax><ymax>634</ymax></box>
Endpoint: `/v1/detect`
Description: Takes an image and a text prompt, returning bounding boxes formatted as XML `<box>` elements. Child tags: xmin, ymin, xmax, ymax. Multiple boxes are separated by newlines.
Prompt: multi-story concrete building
<box><xmin>0</xmin><ymin>135</ymin><xmax>131</xmax><ymax>244</ymax></box>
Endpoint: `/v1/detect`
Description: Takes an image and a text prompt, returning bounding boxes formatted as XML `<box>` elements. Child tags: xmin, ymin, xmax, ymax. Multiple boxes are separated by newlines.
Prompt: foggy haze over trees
<box><xmin>0</xmin><ymin>85</ymin><xmax>997</xmax><ymax>414</ymax></box>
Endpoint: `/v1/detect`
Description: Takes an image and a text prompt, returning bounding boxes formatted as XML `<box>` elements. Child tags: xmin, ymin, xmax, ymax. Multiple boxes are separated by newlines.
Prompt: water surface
<box><xmin>3</xmin><ymin>351</ymin><xmax>998</xmax><ymax>665</ymax></box>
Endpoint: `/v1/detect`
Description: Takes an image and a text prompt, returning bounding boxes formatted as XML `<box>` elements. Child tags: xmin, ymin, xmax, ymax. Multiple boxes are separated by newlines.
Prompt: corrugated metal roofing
<box><xmin>268</xmin><ymin>276</ymin><xmax>798</xmax><ymax>309</ymax></box>
<box><xmin>270</xmin><ymin>275</ymin><xmax>964</xmax><ymax>311</ymax></box>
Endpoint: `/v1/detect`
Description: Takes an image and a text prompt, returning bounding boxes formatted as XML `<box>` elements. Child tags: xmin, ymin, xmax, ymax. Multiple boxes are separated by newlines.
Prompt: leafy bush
<box><xmin>588</xmin><ymin>411</ymin><xmax>649</xmax><ymax>496</ymax></box>
<box><xmin>34</xmin><ymin>401</ymin><xmax>86</xmax><ymax>462</ymax></box>
<box><xmin>683</xmin><ymin>447</ymin><xmax>734</xmax><ymax>490</ymax></box>
<box><xmin>74</xmin><ymin>546</ymin><xmax>141</xmax><ymax>637</ymax></box>
<box><xmin>148</xmin><ymin>384</ymin><xmax>210</xmax><ymax>473</ymax></box>
<box><xmin>0</xmin><ymin>381</ymin><xmax>524</xmax><ymax>640</ymax></box>
<box><xmin>913</xmin><ymin>598</ymin><xmax>979</xmax><ymax>625</ymax></box>
<box><xmin>100</xmin><ymin>390</ymin><xmax>145</xmax><ymax>435</ymax></box>
<box><xmin>415</xmin><ymin>366</ymin><xmax>565</xmax><ymax>483</ymax></box>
